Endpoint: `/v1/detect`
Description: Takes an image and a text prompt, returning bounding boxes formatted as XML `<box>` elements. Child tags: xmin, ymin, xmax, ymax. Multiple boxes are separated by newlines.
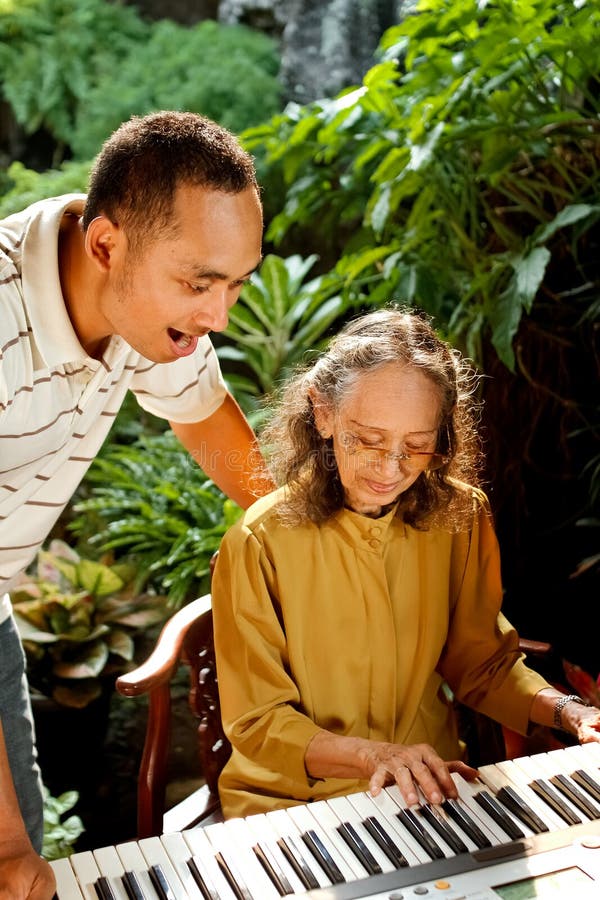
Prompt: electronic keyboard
<box><xmin>51</xmin><ymin>741</ymin><xmax>600</xmax><ymax>899</ymax></box>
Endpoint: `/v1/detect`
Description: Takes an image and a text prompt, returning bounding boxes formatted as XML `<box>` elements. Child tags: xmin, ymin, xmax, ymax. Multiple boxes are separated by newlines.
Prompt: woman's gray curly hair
<box><xmin>261</xmin><ymin>306</ymin><xmax>483</xmax><ymax>529</ymax></box>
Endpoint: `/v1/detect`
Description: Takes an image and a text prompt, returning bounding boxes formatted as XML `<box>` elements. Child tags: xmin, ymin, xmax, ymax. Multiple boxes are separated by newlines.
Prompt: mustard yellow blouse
<box><xmin>211</xmin><ymin>486</ymin><xmax>548</xmax><ymax>819</ymax></box>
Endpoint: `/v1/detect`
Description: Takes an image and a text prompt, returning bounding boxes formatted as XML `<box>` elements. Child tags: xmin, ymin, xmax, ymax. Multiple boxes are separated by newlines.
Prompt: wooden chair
<box><xmin>117</xmin><ymin>598</ymin><xmax>566</xmax><ymax>839</ymax></box>
<box><xmin>115</xmin><ymin>593</ymin><xmax>231</xmax><ymax>838</ymax></box>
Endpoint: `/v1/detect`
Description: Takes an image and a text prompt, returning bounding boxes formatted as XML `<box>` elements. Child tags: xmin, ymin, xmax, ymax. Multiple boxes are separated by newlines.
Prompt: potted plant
<box><xmin>11</xmin><ymin>539</ymin><xmax>169</xmax><ymax>709</ymax></box>
<box><xmin>10</xmin><ymin>540</ymin><xmax>171</xmax><ymax>799</ymax></box>
<box><xmin>42</xmin><ymin>787</ymin><xmax>85</xmax><ymax>860</ymax></box>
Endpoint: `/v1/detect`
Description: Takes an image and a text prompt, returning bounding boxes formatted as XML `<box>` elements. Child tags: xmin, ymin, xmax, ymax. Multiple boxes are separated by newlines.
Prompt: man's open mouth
<box><xmin>168</xmin><ymin>328</ymin><xmax>194</xmax><ymax>349</ymax></box>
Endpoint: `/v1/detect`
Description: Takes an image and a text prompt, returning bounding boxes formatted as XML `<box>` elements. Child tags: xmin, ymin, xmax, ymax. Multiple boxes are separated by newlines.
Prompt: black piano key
<box><xmin>187</xmin><ymin>856</ymin><xmax>223</xmax><ymax>900</ymax></box>
<box><xmin>253</xmin><ymin>842</ymin><xmax>295</xmax><ymax>896</ymax></box>
<box><xmin>301</xmin><ymin>829</ymin><xmax>346</xmax><ymax>884</ymax></box>
<box><xmin>528</xmin><ymin>779</ymin><xmax>581</xmax><ymax>826</ymax></box>
<box><xmin>396</xmin><ymin>808</ymin><xmax>445</xmax><ymax>860</ymax></box>
<box><xmin>214</xmin><ymin>852</ymin><xmax>254</xmax><ymax>900</ymax></box>
<box><xmin>418</xmin><ymin>804</ymin><xmax>469</xmax><ymax>855</ymax></box>
<box><xmin>496</xmin><ymin>785</ymin><xmax>549</xmax><ymax>834</ymax></box>
<box><xmin>550</xmin><ymin>774</ymin><xmax>600</xmax><ymax>820</ymax></box>
<box><xmin>336</xmin><ymin>822</ymin><xmax>382</xmax><ymax>876</ymax></box>
<box><xmin>94</xmin><ymin>876</ymin><xmax>117</xmax><ymax>900</ymax></box>
<box><xmin>122</xmin><ymin>871</ymin><xmax>146</xmax><ymax>900</ymax></box>
<box><xmin>571</xmin><ymin>769</ymin><xmax>600</xmax><ymax>804</ymax></box>
<box><xmin>362</xmin><ymin>816</ymin><xmax>409</xmax><ymax>868</ymax></box>
<box><xmin>149</xmin><ymin>864</ymin><xmax>178</xmax><ymax>900</ymax></box>
<box><xmin>276</xmin><ymin>836</ymin><xmax>320</xmax><ymax>891</ymax></box>
<box><xmin>441</xmin><ymin>799</ymin><xmax>492</xmax><ymax>849</ymax></box>
<box><xmin>474</xmin><ymin>790</ymin><xmax>525</xmax><ymax>841</ymax></box>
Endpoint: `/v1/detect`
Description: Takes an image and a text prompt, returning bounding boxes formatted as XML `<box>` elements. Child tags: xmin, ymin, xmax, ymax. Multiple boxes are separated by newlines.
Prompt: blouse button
<box><xmin>368</xmin><ymin>538</ymin><xmax>381</xmax><ymax>549</ymax></box>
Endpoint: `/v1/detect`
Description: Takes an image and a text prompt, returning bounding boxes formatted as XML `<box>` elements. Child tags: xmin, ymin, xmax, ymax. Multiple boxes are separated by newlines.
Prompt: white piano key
<box><xmin>182</xmin><ymin>825</ymin><xmax>240</xmax><ymax>899</ymax></box>
<box><xmin>510</xmin><ymin>753</ymin><xmax>599</xmax><ymax>822</ymax></box>
<box><xmin>383</xmin><ymin>785</ymin><xmax>454</xmax><ymax>858</ymax></box>
<box><xmin>526</xmin><ymin>749</ymin><xmax>571</xmax><ymax>776</ymax></box>
<box><xmin>345</xmin><ymin>791</ymin><xmax>423</xmax><ymax>866</ymax></box>
<box><xmin>161</xmin><ymin>832</ymin><xmax>209</xmax><ymax>899</ymax></box>
<box><xmin>205</xmin><ymin>819</ymin><xmax>281</xmax><ymax>899</ymax></box>
<box><xmin>540</xmin><ymin>746</ymin><xmax>600</xmax><ymax>801</ymax></box>
<box><xmin>91</xmin><ymin>846</ymin><xmax>130</xmax><ymax>900</ymax></box>
<box><xmin>577</xmin><ymin>741</ymin><xmax>600</xmax><ymax>765</ymax></box>
<box><xmin>326</xmin><ymin>794</ymin><xmax>396</xmax><ymax>873</ymax></box>
<box><xmin>69</xmin><ymin>850</ymin><xmax>104</xmax><ymax>900</ymax></box>
<box><xmin>50</xmin><ymin>857</ymin><xmax>86</xmax><ymax>900</ymax></box>
<box><xmin>449</xmin><ymin>773</ymin><xmax>534</xmax><ymax>842</ymax></box>
<box><xmin>300</xmin><ymin>798</ymin><xmax>374</xmax><ymax>879</ymax></box>
<box><xmin>242</xmin><ymin>812</ymin><xmax>308</xmax><ymax>894</ymax></box>
<box><xmin>285</xmin><ymin>801</ymin><xmax>360</xmax><ymax>882</ymax></box>
<box><xmin>137</xmin><ymin>836</ymin><xmax>189</xmax><ymax>900</ymax></box>
<box><xmin>263</xmin><ymin>807</ymin><xmax>331</xmax><ymax>889</ymax></box>
<box><xmin>426</xmin><ymin>801</ymin><xmax>480</xmax><ymax>854</ymax></box>
<box><xmin>408</xmin><ymin>786</ymin><xmax>477</xmax><ymax>856</ymax></box>
<box><xmin>488</xmin><ymin>760</ymin><xmax>569</xmax><ymax>831</ymax></box>
<box><xmin>552</xmin><ymin>742</ymin><xmax>600</xmax><ymax>775</ymax></box>
<box><xmin>438</xmin><ymin>792</ymin><xmax>494</xmax><ymax>851</ymax></box>
<box><xmin>115</xmin><ymin>841</ymin><xmax>161</xmax><ymax>899</ymax></box>
<box><xmin>365</xmin><ymin>788</ymin><xmax>432</xmax><ymax>864</ymax></box>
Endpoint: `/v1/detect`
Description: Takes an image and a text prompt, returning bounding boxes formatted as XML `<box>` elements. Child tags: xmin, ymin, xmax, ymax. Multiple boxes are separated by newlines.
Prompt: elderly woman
<box><xmin>211</xmin><ymin>307</ymin><xmax>600</xmax><ymax>820</ymax></box>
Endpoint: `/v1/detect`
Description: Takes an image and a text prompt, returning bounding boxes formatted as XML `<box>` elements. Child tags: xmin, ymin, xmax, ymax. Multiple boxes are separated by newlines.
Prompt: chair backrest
<box><xmin>182</xmin><ymin>602</ymin><xmax>232</xmax><ymax>796</ymax></box>
<box><xmin>116</xmin><ymin>593</ymin><xmax>231</xmax><ymax>838</ymax></box>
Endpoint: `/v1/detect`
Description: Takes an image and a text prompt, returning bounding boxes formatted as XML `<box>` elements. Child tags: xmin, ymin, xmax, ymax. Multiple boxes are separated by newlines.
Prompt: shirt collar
<box><xmin>21</xmin><ymin>194</ymin><xmax>96</xmax><ymax>368</ymax></box>
<box><xmin>331</xmin><ymin>502</ymin><xmax>404</xmax><ymax>550</ymax></box>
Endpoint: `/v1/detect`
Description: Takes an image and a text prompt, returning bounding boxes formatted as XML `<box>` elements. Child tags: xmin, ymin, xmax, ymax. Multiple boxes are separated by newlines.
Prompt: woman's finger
<box><xmin>393</xmin><ymin>763</ymin><xmax>419</xmax><ymax>806</ymax></box>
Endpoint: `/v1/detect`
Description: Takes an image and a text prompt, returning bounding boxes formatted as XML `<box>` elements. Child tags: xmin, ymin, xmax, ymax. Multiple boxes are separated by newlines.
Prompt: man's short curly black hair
<box><xmin>83</xmin><ymin>110</ymin><xmax>259</xmax><ymax>248</ymax></box>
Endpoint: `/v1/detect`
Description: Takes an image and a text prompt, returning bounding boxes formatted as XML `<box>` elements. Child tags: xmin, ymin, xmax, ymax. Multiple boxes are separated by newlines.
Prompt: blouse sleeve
<box><xmin>211</xmin><ymin>517</ymin><xmax>323</xmax><ymax>788</ymax></box>
<box><xmin>438</xmin><ymin>493</ymin><xmax>549</xmax><ymax>735</ymax></box>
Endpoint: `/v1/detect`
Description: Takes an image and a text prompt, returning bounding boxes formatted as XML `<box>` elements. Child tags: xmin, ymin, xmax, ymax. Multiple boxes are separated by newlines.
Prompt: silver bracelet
<box><xmin>553</xmin><ymin>694</ymin><xmax>589</xmax><ymax>730</ymax></box>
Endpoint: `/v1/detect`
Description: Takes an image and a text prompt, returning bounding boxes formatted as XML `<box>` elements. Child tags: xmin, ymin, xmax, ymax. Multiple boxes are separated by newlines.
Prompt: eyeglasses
<box><xmin>340</xmin><ymin>431</ymin><xmax>451</xmax><ymax>472</ymax></box>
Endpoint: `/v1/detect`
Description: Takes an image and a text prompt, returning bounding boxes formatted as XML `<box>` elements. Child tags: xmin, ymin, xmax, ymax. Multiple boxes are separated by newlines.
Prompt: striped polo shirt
<box><xmin>0</xmin><ymin>194</ymin><xmax>228</xmax><ymax>622</ymax></box>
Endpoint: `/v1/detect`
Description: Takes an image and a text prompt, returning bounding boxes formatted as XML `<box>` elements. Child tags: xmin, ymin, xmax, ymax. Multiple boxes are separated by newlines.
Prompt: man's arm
<box><xmin>169</xmin><ymin>391</ymin><xmax>274</xmax><ymax>509</ymax></box>
<box><xmin>0</xmin><ymin>722</ymin><xmax>56</xmax><ymax>899</ymax></box>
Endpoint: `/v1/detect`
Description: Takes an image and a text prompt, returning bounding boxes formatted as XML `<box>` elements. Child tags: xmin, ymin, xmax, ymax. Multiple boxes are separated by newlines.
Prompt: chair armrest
<box><xmin>114</xmin><ymin>593</ymin><xmax>213</xmax><ymax>838</ymax></box>
<box><xmin>518</xmin><ymin>638</ymin><xmax>553</xmax><ymax>657</ymax></box>
<box><xmin>116</xmin><ymin>594</ymin><xmax>213</xmax><ymax>697</ymax></box>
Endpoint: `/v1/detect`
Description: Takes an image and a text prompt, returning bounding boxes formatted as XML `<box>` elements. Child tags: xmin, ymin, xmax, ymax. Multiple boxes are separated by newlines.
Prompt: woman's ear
<box><xmin>309</xmin><ymin>390</ymin><xmax>333</xmax><ymax>439</ymax></box>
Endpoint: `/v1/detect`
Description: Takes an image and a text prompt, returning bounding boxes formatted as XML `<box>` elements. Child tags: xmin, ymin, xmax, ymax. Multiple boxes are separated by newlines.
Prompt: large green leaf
<box><xmin>53</xmin><ymin>639</ymin><xmax>109</xmax><ymax>679</ymax></box>
<box><xmin>534</xmin><ymin>204</ymin><xmax>600</xmax><ymax>246</ymax></box>
<box><xmin>510</xmin><ymin>246</ymin><xmax>551</xmax><ymax>314</ymax></box>
<box><xmin>75</xmin><ymin>559</ymin><xmax>124</xmax><ymax>596</ymax></box>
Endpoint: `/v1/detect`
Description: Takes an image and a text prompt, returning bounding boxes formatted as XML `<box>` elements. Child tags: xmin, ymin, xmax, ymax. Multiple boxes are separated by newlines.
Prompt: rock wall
<box><xmin>127</xmin><ymin>0</ymin><xmax>407</xmax><ymax>104</ymax></box>
<box><xmin>219</xmin><ymin>0</ymin><xmax>404</xmax><ymax>103</ymax></box>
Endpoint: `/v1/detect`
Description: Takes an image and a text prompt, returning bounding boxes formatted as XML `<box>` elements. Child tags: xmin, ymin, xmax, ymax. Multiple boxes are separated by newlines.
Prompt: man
<box><xmin>0</xmin><ymin>110</ymin><xmax>272</xmax><ymax>897</ymax></box>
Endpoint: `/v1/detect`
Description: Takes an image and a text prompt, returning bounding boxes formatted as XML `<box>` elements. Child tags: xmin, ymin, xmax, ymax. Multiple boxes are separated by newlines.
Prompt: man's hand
<box><xmin>0</xmin><ymin>837</ymin><xmax>56</xmax><ymax>900</ymax></box>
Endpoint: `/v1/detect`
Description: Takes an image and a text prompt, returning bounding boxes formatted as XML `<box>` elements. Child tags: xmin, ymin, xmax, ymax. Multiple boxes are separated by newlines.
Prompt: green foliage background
<box><xmin>0</xmin><ymin>0</ymin><xmax>281</xmax><ymax>166</ymax></box>
<box><xmin>0</xmin><ymin>0</ymin><xmax>597</xmax><ymax>667</ymax></box>
<box><xmin>242</xmin><ymin>0</ymin><xmax>599</xmax><ymax>659</ymax></box>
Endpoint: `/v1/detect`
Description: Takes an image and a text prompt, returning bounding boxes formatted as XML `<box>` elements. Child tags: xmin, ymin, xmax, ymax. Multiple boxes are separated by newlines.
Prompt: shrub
<box><xmin>244</xmin><ymin>0</ymin><xmax>600</xmax><ymax>368</ymax></box>
<box><xmin>70</xmin><ymin>19</ymin><xmax>281</xmax><ymax>160</ymax></box>
<box><xmin>0</xmin><ymin>2</ymin><xmax>281</xmax><ymax>166</ymax></box>
<box><xmin>42</xmin><ymin>787</ymin><xmax>84</xmax><ymax>860</ymax></box>
<box><xmin>0</xmin><ymin>159</ymin><xmax>90</xmax><ymax>218</ymax></box>
<box><xmin>0</xmin><ymin>0</ymin><xmax>146</xmax><ymax>158</ymax></box>
<box><xmin>68</xmin><ymin>431</ymin><xmax>243</xmax><ymax>607</ymax></box>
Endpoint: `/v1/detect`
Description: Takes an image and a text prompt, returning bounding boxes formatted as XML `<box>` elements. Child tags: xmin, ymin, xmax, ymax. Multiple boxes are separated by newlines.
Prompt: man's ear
<box><xmin>84</xmin><ymin>216</ymin><xmax>122</xmax><ymax>272</ymax></box>
<box><xmin>309</xmin><ymin>389</ymin><xmax>333</xmax><ymax>439</ymax></box>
